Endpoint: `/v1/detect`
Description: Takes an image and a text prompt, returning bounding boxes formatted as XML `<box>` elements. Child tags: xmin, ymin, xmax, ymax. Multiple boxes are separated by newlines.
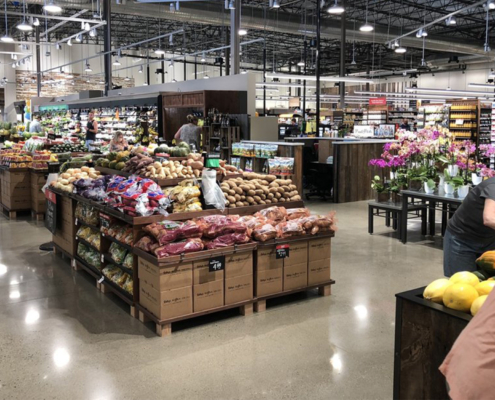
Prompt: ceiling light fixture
<box><xmin>406</xmin><ymin>86</ymin><xmax>495</xmax><ymax>96</ymax></box>
<box><xmin>228</xmin><ymin>0</ymin><xmax>235</xmax><ymax>9</ymax></box>
<box><xmin>201</xmin><ymin>52</ymin><xmax>206</xmax><ymax>62</ymax></box>
<box><xmin>204</xmin><ymin>74</ymin><xmax>210</xmax><ymax>79</ymax></box>
<box><xmin>17</xmin><ymin>19</ymin><xmax>33</xmax><ymax>31</ymax></box>
<box><xmin>239</xmin><ymin>28</ymin><xmax>248</xmax><ymax>36</ymax></box>
<box><xmin>488</xmin><ymin>0</ymin><xmax>495</xmax><ymax>10</ymax></box>
<box><xmin>43</xmin><ymin>0</ymin><xmax>62</xmax><ymax>13</ymax></box>
<box><xmin>155</xmin><ymin>48</ymin><xmax>165</xmax><ymax>55</ymax></box>
<box><xmin>67</xmin><ymin>39</ymin><xmax>72</xmax><ymax>46</ymax></box>
<box><xmin>360</xmin><ymin>0</ymin><xmax>373</xmax><ymax>32</ymax></box>
<box><xmin>446</xmin><ymin>16</ymin><xmax>456</xmax><ymax>26</ymax></box>
<box><xmin>265</xmin><ymin>72</ymin><xmax>374</xmax><ymax>84</ymax></box>
<box><xmin>56</xmin><ymin>43</ymin><xmax>61</xmax><ymax>50</ymax></box>
<box><xmin>395</xmin><ymin>45</ymin><xmax>407</xmax><ymax>54</ymax></box>
<box><xmin>138</xmin><ymin>65</ymin><xmax>143</xmax><ymax>73</ymax></box>
<box><xmin>271</xmin><ymin>0</ymin><xmax>280</xmax><ymax>8</ymax></box>
<box><xmin>241</xmin><ymin>69</ymin><xmax>247</xmax><ymax>74</ymax></box>
<box><xmin>89</xmin><ymin>28</ymin><xmax>96</xmax><ymax>37</ymax></box>
<box><xmin>84</xmin><ymin>61</ymin><xmax>92</xmax><ymax>72</ymax></box>
<box><xmin>33</xmin><ymin>17</ymin><xmax>40</xmax><ymax>26</ymax></box>
<box><xmin>75</xmin><ymin>33</ymin><xmax>82</xmax><ymax>42</ymax></box>
<box><xmin>328</xmin><ymin>0</ymin><xmax>345</xmax><ymax>14</ymax></box>
<box><xmin>124</xmin><ymin>76</ymin><xmax>130</xmax><ymax>81</ymax></box>
<box><xmin>113</xmin><ymin>58</ymin><xmax>121</xmax><ymax>66</ymax></box>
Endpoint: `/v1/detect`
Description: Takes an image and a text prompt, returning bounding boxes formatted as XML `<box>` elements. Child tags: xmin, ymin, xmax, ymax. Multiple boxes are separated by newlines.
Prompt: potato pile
<box><xmin>51</xmin><ymin>166</ymin><xmax>101</xmax><ymax>192</ymax></box>
<box><xmin>220</xmin><ymin>172</ymin><xmax>301</xmax><ymax>208</ymax></box>
<box><xmin>143</xmin><ymin>159</ymin><xmax>200</xmax><ymax>179</ymax></box>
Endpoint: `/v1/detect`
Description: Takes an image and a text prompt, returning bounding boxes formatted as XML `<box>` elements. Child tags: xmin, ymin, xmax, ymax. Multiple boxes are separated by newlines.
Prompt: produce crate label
<box><xmin>276</xmin><ymin>244</ymin><xmax>290</xmax><ymax>259</ymax></box>
<box><xmin>209</xmin><ymin>255</ymin><xmax>225</xmax><ymax>272</ymax></box>
<box><xmin>98</xmin><ymin>276</ymin><xmax>104</xmax><ymax>284</ymax></box>
<box><xmin>101</xmin><ymin>255</ymin><xmax>104</xmax><ymax>263</ymax></box>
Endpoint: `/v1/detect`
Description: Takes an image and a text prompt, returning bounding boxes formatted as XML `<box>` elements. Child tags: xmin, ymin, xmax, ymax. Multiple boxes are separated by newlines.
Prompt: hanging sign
<box><xmin>369</xmin><ymin>98</ymin><xmax>387</xmax><ymax>106</ymax></box>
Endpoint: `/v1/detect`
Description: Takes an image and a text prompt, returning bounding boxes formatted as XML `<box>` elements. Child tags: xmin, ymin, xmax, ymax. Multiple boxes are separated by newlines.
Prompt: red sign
<box><xmin>45</xmin><ymin>189</ymin><xmax>57</xmax><ymax>203</ymax></box>
<box><xmin>369</xmin><ymin>97</ymin><xmax>387</xmax><ymax>105</ymax></box>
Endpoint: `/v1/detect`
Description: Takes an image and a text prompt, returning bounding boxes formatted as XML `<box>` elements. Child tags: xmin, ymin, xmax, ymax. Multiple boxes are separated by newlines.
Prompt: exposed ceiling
<box><xmin>1</xmin><ymin>0</ymin><xmax>494</xmax><ymax>77</ymax></box>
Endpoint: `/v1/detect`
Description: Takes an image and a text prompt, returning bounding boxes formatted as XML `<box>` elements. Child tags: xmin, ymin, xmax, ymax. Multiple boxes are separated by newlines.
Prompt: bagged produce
<box><xmin>109</xmin><ymin>242</ymin><xmax>128</xmax><ymax>264</ymax></box>
<box><xmin>286</xmin><ymin>208</ymin><xmax>310</xmax><ymax>220</ymax></box>
<box><xmin>123</xmin><ymin>253</ymin><xmax>134</xmax><ymax>269</ymax></box>
<box><xmin>135</xmin><ymin>236</ymin><xmax>158</xmax><ymax>252</ymax></box>
<box><xmin>256</xmin><ymin>206</ymin><xmax>288</xmax><ymax>225</ymax></box>
<box><xmin>276</xmin><ymin>220</ymin><xmax>305</xmax><ymax>239</ymax></box>
<box><xmin>154</xmin><ymin>238</ymin><xmax>204</xmax><ymax>258</ymax></box>
<box><xmin>299</xmin><ymin>213</ymin><xmax>337</xmax><ymax>235</ymax></box>
<box><xmin>252</xmin><ymin>224</ymin><xmax>277</xmax><ymax>242</ymax></box>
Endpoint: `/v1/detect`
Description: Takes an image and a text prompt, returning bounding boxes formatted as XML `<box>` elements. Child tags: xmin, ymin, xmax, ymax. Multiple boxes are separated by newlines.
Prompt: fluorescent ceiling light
<box><xmin>256</xmin><ymin>82</ymin><xmax>317</xmax><ymax>89</ymax></box>
<box><xmin>328</xmin><ymin>0</ymin><xmax>345</xmax><ymax>14</ymax></box>
<box><xmin>360</xmin><ymin>23</ymin><xmax>374</xmax><ymax>32</ymax></box>
<box><xmin>406</xmin><ymin>86</ymin><xmax>495</xmax><ymax>96</ymax></box>
<box><xmin>43</xmin><ymin>0</ymin><xmax>62</xmax><ymax>13</ymax></box>
<box><xmin>154</xmin><ymin>48</ymin><xmax>165</xmax><ymax>55</ymax></box>
<box><xmin>265</xmin><ymin>72</ymin><xmax>374</xmax><ymax>84</ymax></box>
<box><xmin>395</xmin><ymin>46</ymin><xmax>407</xmax><ymax>54</ymax></box>
<box><xmin>354</xmin><ymin>91</ymin><xmax>477</xmax><ymax>100</ymax></box>
<box><xmin>297</xmin><ymin>60</ymin><xmax>305</xmax><ymax>67</ymax></box>
<box><xmin>468</xmin><ymin>83</ymin><xmax>495</xmax><ymax>89</ymax></box>
<box><xmin>1</xmin><ymin>35</ymin><xmax>14</xmax><ymax>43</ymax></box>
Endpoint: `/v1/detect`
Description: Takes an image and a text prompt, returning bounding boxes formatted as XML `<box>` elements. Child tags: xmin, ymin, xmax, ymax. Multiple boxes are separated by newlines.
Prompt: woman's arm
<box><xmin>92</xmin><ymin>121</ymin><xmax>98</xmax><ymax>134</ymax></box>
<box><xmin>174</xmin><ymin>127</ymin><xmax>182</xmax><ymax>143</ymax></box>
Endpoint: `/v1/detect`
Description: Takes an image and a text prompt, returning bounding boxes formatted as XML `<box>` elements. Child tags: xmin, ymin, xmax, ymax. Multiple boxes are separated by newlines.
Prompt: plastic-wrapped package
<box><xmin>276</xmin><ymin>220</ymin><xmax>305</xmax><ymax>238</ymax></box>
<box><xmin>143</xmin><ymin>220</ymin><xmax>183</xmax><ymax>244</ymax></box>
<box><xmin>122</xmin><ymin>230</ymin><xmax>134</xmax><ymax>246</ymax></box>
<box><xmin>109</xmin><ymin>242</ymin><xmax>128</xmax><ymax>264</ymax></box>
<box><xmin>286</xmin><ymin>208</ymin><xmax>310</xmax><ymax>220</ymax></box>
<box><xmin>123</xmin><ymin>275</ymin><xmax>134</xmax><ymax>295</ymax></box>
<box><xmin>115</xmin><ymin>226</ymin><xmax>132</xmax><ymax>242</ymax></box>
<box><xmin>123</xmin><ymin>253</ymin><xmax>134</xmax><ymax>269</ymax></box>
<box><xmin>205</xmin><ymin>233</ymin><xmax>250</xmax><ymax>249</ymax></box>
<box><xmin>154</xmin><ymin>238</ymin><xmax>204</xmax><ymax>259</ymax></box>
<box><xmin>299</xmin><ymin>213</ymin><xmax>337</xmax><ymax>235</ymax></box>
<box><xmin>102</xmin><ymin>265</ymin><xmax>121</xmax><ymax>280</ymax></box>
<box><xmin>256</xmin><ymin>206</ymin><xmax>288</xmax><ymax>225</ymax></box>
<box><xmin>253</xmin><ymin>224</ymin><xmax>277</xmax><ymax>242</ymax></box>
<box><xmin>76</xmin><ymin>226</ymin><xmax>93</xmax><ymax>240</ymax></box>
<box><xmin>178</xmin><ymin>220</ymin><xmax>202</xmax><ymax>239</ymax></box>
<box><xmin>135</xmin><ymin>236</ymin><xmax>158</xmax><ymax>253</ymax></box>
<box><xmin>87</xmin><ymin>233</ymin><xmax>101</xmax><ymax>251</ymax></box>
<box><xmin>201</xmin><ymin>169</ymin><xmax>226</xmax><ymax>210</ymax></box>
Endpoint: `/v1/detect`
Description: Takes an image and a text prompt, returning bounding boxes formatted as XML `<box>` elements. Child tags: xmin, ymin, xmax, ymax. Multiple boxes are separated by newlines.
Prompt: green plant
<box><xmin>426</xmin><ymin>179</ymin><xmax>436</xmax><ymax>190</ymax></box>
<box><xmin>371</xmin><ymin>175</ymin><xmax>387</xmax><ymax>193</ymax></box>
<box><xmin>444</xmin><ymin>169</ymin><xmax>464</xmax><ymax>189</ymax></box>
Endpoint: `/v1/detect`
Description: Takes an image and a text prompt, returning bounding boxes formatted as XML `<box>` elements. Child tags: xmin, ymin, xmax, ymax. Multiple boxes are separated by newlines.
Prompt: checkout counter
<box><xmin>285</xmin><ymin>137</ymin><xmax>394</xmax><ymax>203</ymax></box>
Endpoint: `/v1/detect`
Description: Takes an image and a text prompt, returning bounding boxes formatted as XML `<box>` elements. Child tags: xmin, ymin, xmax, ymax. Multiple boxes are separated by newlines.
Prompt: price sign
<box><xmin>44</xmin><ymin>189</ymin><xmax>57</xmax><ymax>234</ymax></box>
<box><xmin>47</xmin><ymin>133</ymin><xmax>56</xmax><ymax>140</ymax></box>
<box><xmin>276</xmin><ymin>244</ymin><xmax>290</xmax><ymax>259</ymax></box>
<box><xmin>455</xmin><ymin>119</ymin><xmax>464</xmax><ymax>125</ymax></box>
<box><xmin>209</xmin><ymin>255</ymin><xmax>225</xmax><ymax>272</ymax></box>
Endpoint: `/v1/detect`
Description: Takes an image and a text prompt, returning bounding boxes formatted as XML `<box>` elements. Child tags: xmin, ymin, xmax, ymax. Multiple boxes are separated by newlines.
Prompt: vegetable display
<box><xmin>51</xmin><ymin>166</ymin><xmax>102</xmax><ymax>193</ymax></box>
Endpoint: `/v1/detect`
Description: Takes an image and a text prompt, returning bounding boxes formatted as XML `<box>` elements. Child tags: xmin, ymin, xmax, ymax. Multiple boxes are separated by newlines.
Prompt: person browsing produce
<box><xmin>109</xmin><ymin>131</ymin><xmax>128</xmax><ymax>152</ymax></box>
<box><xmin>174</xmin><ymin>114</ymin><xmax>200</xmax><ymax>150</ymax></box>
<box><xmin>444</xmin><ymin>177</ymin><xmax>495</xmax><ymax>276</ymax></box>
<box><xmin>86</xmin><ymin>112</ymin><xmax>98</xmax><ymax>149</ymax></box>
<box><xmin>29</xmin><ymin>115</ymin><xmax>42</xmax><ymax>134</ymax></box>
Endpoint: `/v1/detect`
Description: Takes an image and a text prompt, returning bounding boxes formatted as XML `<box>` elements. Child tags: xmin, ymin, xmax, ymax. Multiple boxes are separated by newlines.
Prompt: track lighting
<box><xmin>43</xmin><ymin>0</ymin><xmax>62</xmax><ymax>13</ymax></box>
<box><xmin>76</xmin><ymin>34</ymin><xmax>82</xmax><ymax>42</ymax></box>
<box><xmin>327</xmin><ymin>0</ymin><xmax>345</xmax><ymax>14</ymax></box>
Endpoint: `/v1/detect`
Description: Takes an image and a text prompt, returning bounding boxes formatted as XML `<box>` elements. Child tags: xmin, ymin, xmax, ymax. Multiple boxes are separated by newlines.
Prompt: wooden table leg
<box><xmin>401</xmin><ymin>194</ymin><xmax>408</xmax><ymax>244</ymax></box>
<box><xmin>429</xmin><ymin>200</ymin><xmax>436</xmax><ymax>237</ymax></box>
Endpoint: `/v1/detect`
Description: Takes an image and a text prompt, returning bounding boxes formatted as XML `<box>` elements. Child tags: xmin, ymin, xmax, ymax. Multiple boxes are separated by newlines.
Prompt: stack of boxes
<box><xmin>52</xmin><ymin>196</ymin><xmax>76</xmax><ymax>256</ymax></box>
<box><xmin>1</xmin><ymin>171</ymin><xmax>31</xmax><ymax>211</ymax></box>
<box><xmin>138</xmin><ymin>250</ymin><xmax>254</xmax><ymax>321</ymax></box>
<box><xmin>30</xmin><ymin>171</ymin><xmax>47</xmax><ymax>215</ymax></box>
<box><xmin>255</xmin><ymin>236</ymin><xmax>332</xmax><ymax>297</ymax></box>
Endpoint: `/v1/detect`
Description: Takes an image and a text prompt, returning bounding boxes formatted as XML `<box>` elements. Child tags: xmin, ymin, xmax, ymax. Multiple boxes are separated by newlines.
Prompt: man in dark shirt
<box><xmin>400</xmin><ymin>118</ymin><xmax>410</xmax><ymax>130</ymax></box>
<box><xmin>444</xmin><ymin>177</ymin><xmax>495</xmax><ymax>276</ymax></box>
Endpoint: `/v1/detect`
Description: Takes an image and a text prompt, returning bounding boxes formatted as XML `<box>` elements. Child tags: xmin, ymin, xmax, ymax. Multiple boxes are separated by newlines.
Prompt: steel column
<box><xmin>103</xmin><ymin>0</ymin><xmax>112</xmax><ymax>95</ymax></box>
<box><xmin>35</xmin><ymin>25</ymin><xmax>41</xmax><ymax>97</ymax></box>
<box><xmin>263</xmin><ymin>46</ymin><xmax>266</xmax><ymax>116</ymax></box>
<box><xmin>303</xmin><ymin>40</ymin><xmax>307</xmax><ymax>122</ymax></box>
<box><xmin>230</xmin><ymin>0</ymin><xmax>240</xmax><ymax>75</ymax></box>
<box><xmin>339</xmin><ymin>0</ymin><xmax>346</xmax><ymax>109</ymax></box>
<box><xmin>316</xmin><ymin>0</ymin><xmax>321</xmax><ymax>136</ymax></box>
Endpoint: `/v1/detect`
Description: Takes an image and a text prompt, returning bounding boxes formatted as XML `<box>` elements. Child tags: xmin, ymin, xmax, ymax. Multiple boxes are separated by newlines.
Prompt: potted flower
<box><xmin>406</xmin><ymin>167</ymin><xmax>423</xmax><ymax>191</ymax></box>
<box><xmin>424</xmin><ymin>178</ymin><xmax>436</xmax><ymax>194</ymax></box>
<box><xmin>438</xmin><ymin>142</ymin><xmax>460</xmax><ymax>177</ymax></box>
<box><xmin>371</xmin><ymin>175</ymin><xmax>389</xmax><ymax>202</ymax></box>
<box><xmin>471</xmin><ymin>163</ymin><xmax>485</xmax><ymax>185</ymax></box>
<box><xmin>443</xmin><ymin>169</ymin><xmax>464</xmax><ymax>195</ymax></box>
<box><xmin>389</xmin><ymin>171</ymin><xmax>407</xmax><ymax>203</ymax></box>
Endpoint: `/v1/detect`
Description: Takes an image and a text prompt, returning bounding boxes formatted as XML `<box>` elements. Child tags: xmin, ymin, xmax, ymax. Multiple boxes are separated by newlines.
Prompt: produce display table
<box><xmin>0</xmin><ymin>168</ymin><xmax>31</xmax><ymax>219</ymax></box>
<box><xmin>400</xmin><ymin>190</ymin><xmax>463</xmax><ymax>244</ymax></box>
<box><xmin>30</xmin><ymin>169</ymin><xmax>48</xmax><ymax>220</ymax></box>
<box><xmin>394</xmin><ymin>287</ymin><xmax>471</xmax><ymax>400</ymax></box>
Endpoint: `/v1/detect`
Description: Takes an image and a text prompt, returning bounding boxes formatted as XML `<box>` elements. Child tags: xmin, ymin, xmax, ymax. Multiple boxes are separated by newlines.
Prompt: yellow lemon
<box><xmin>471</xmin><ymin>295</ymin><xmax>488</xmax><ymax>316</ymax></box>
<box><xmin>423</xmin><ymin>279</ymin><xmax>453</xmax><ymax>304</ymax></box>
<box><xmin>475</xmin><ymin>280</ymin><xmax>495</xmax><ymax>296</ymax></box>
<box><xmin>443</xmin><ymin>283</ymin><xmax>479</xmax><ymax>313</ymax></box>
<box><xmin>449</xmin><ymin>271</ymin><xmax>480</xmax><ymax>287</ymax></box>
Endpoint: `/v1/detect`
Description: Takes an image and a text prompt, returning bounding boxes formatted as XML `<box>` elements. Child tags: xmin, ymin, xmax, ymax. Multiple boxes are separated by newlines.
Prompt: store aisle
<box><xmin>0</xmin><ymin>201</ymin><xmax>443</xmax><ymax>400</ymax></box>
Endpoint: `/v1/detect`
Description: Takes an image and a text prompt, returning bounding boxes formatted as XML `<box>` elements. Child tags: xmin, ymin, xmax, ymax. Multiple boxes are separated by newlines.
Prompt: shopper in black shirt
<box><xmin>85</xmin><ymin>112</ymin><xmax>98</xmax><ymax>150</ymax></box>
<box><xmin>400</xmin><ymin>118</ymin><xmax>410</xmax><ymax>130</ymax></box>
<box><xmin>444</xmin><ymin>177</ymin><xmax>495</xmax><ymax>276</ymax></box>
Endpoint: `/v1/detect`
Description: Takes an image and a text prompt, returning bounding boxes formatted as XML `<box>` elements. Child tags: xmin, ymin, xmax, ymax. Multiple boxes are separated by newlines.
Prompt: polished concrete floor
<box><xmin>0</xmin><ymin>201</ymin><xmax>444</xmax><ymax>400</ymax></box>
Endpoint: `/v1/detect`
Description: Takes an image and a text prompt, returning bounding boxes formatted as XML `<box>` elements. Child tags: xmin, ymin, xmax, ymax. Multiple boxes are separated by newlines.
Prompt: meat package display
<box><xmin>205</xmin><ymin>233</ymin><xmax>250</xmax><ymax>249</ymax></box>
<box><xmin>154</xmin><ymin>238</ymin><xmax>205</xmax><ymax>258</ymax></box>
<box><xmin>256</xmin><ymin>206</ymin><xmax>288</xmax><ymax>225</ymax></box>
<box><xmin>195</xmin><ymin>215</ymin><xmax>247</xmax><ymax>238</ymax></box>
<box><xmin>286</xmin><ymin>208</ymin><xmax>311</xmax><ymax>220</ymax></box>
<box><xmin>135</xmin><ymin>236</ymin><xmax>159</xmax><ymax>253</ymax></box>
<box><xmin>276</xmin><ymin>220</ymin><xmax>305</xmax><ymax>239</ymax></box>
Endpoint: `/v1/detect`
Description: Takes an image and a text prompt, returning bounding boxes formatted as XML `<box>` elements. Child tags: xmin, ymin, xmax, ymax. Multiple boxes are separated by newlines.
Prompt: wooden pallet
<box><xmin>53</xmin><ymin>243</ymin><xmax>74</xmax><ymax>263</ymax></box>
<box><xmin>137</xmin><ymin>300</ymin><xmax>254</xmax><ymax>337</ymax></box>
<box><xmin>254</xmin><ymin>280</ymin><xmax>335</xmax><ymax>313</ymax></box>
<box><xmin>0</xmin><ymin>204</ymin><xmax>31</xmax><ymax>220</ymax></box>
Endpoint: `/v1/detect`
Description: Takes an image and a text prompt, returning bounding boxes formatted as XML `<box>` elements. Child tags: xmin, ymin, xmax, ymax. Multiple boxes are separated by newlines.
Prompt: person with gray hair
<box><xmin>174</xmin><ymin>114</ymin><xmax>201</xmax><ymax>150</ymax></box>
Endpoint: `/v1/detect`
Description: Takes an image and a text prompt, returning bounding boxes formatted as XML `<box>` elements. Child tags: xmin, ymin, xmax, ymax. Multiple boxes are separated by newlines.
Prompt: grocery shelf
<box><xmin>102</xmin><ymin>253</ymin><xmax>133</xmax><ymax>276</ymax></box>
<box><xmin>76</xmin><ymin>237</ymin><xmax>101</xmax><ymax>253</ymax></box>
<box><xmin>101</xmin><ymin>233</ymin><xmax>133</xmax><ymax>251</ymax></box>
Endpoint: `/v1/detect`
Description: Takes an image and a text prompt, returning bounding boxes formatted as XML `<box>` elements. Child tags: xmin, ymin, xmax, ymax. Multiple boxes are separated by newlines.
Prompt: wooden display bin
<box><xmin>134</xmin><ymin>243</ymin><xmax>256</xmax><ymax>337</ymax></box>
<box><xmin>30</xmin><ymin>170</ymin><xmax>47</xmax><ymax>217</ymax></box>
<box><xmin>394</xmin><ymin>288</ymin><xmax>471</xmax><ymax>400</ymax></box>
<box><xmin>254</xmin><ymin>232</ymin><xmax>334</xmax><ymax>312</ymax></box>
<box><xmin>52</xmin><ymin>194</ymin><xmax>77</xmax><ymax>257</ymax></box>
<box><xmin>1</xmin><ymin>169</ymin><xmax>31</xmax><ymax>214</ymax></box>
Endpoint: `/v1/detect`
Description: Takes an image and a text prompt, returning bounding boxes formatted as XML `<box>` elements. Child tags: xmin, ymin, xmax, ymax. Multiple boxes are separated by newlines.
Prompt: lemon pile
<box><xmin>423</xmin><ymin>271</ymin><xmax>493</xmax><ymax>316</ymax></box>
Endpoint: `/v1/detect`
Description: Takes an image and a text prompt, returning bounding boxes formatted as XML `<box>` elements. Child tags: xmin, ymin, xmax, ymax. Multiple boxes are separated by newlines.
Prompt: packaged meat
<box><xmin>135</xmin><ymin>236</ymin><xmax>157</xmax><ymax>252</ymax></box>
<box><xmin>276</xmin><ymin>220</ymin><xmax>305</xmax><ymax>238</ymax></box>
<box><xmin>256</xmin><ymin>206</ymin><xmax>287</xmax><ymax>225</ymax></box>
<box><xmin>178</xmin><ymin>220</ymin><xmax>203</xmax><ymax>239</ymax></box>
<box><xmin>252</xmin><ymin>224</ymin><xmax>277</xmax><ymax>242</ymax></box>
<box><xmin>143</xmin><ymin>220</ymin><xmax>183</xmax><ymax>242</ymax></box>
<box><xmin>154</xmin><ymin>238</ymin><xmax>204</xmax><ymax>259</ymax></box>
<box><xmin>206</xmin><ymin>233</ymin><xmax>250</xmax><ymax>249</ymax></box>
<box><xmin>286</xmin><ymin>208</ymin><xmax>310</xmax><ymax>220</ymax></box>
<box><xmin>204</xmin><ymin>219</ymin><xmax>247</xmax><ymax>238</ymax></box>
